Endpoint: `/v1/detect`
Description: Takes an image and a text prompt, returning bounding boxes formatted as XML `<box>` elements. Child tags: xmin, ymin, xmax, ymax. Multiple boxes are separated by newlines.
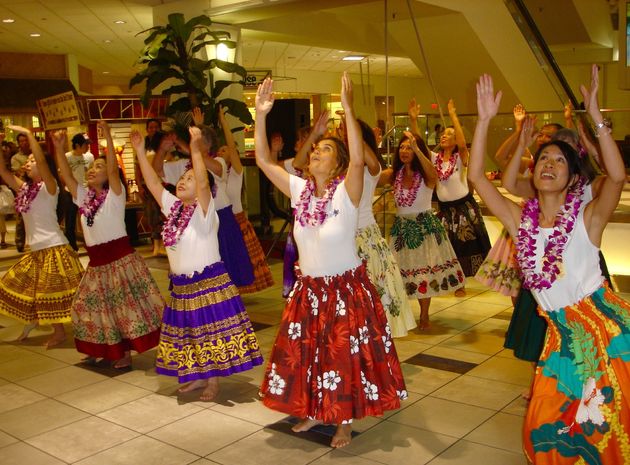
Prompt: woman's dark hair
<box><xmin>357</xmin><ymin>119</ymin><xmax>386</xmax><ymax>169</ymax></box>
<box><xmin>533</xmin><ymin>140</ymin><xmax>586</xmax><ymax>190</ymax></box>
<box><xmin>392</xmin><ymin>133</ymin><xmax>430</xmax><ymax>181</ymax></box>
<box><xmin>90</xmin><ymin>157</ymin><xmax>126</xmax><ymax>189</ymax></box>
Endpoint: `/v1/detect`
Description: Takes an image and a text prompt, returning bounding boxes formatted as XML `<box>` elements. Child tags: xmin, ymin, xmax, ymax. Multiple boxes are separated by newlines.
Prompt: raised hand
<box><xmin>51</xmin><ymin>130</ymin><xmax>67</xmax><ymax>149</ymax></box>
<box><xmin>189</xmin><ymin>126</ymin><xmax>203</xmax><ymax>150</ymax></box>
<box><xmin>313</xmin><ymin>110</ymin><xmax>330</xmax><ymax>137</ymax></box>
<box><xmin>513</xmin><ymin>104</ymin><xmax>526</xmax><ymax>129</ymax></box>
<box><xmin>97</xmin><ymin>120</ymin><xmax>110</xmax><ymax>132</ymax></box>
<box><xmin>563</xmin><ymin>101</ymin><xmax>573</xmax><ymax>121</ymax></box>
<box><xmin>217</xmin><ymin>105</ymin><xmax>228</xmax><ymax>123</ymax></box>
<box><xmin>518</xmin><ymin>115</ymin><xmax>538</xmax><ymax>148</ymax></box>
<box><xmin>579</xmin><ymin>64</ymin><xmax>601</xmax><ymax>119</ymax></box>
<box><xmin>255</xmin><ymin>78</ymin><xmax>275</xmax><ymax>116</ymax></box>
<box><xmin>129</xmin><ymin>130</ymin><xmax>144</xmax><ymax>152</ymax></box>
<box><xmin>341</xmin><ymin>72</ymin><xmax>354</xmax><ymax>111</ymax></box>
<box><xmin>192</xmin><ymin>107</ymin><xmax>204</xmax><ymax>126</ymax></box>
<box><xmin>408</xmin><ymin>97</ymin><xmax>420</xmax><ymax>120</ymax></box>
<box><xmin>7</xmin><ymin>125</ymin><xmax>30</xmax><ymax>135</ymax></box>
<box><xmin>158</xmin><ymin>132</ymin><xmax>175</xmax><ymax>152</ymax></box>
<box><xmin>447</xmin><ymin>98</ymin><xmax>457</xmax><ymax>115</ymax></box>
<box><xmin>476</xmin><ymin>74</ymin><xmax>502</xmax><ymax>121</ymax></box>
<box><xmin>403</xmin><ymin>131</ymin><xmax>419</xmax><ymax>152</ymax></box>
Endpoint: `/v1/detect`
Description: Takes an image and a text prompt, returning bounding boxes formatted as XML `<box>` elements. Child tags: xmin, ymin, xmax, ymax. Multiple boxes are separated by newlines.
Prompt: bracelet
<box><xmin>594</xmin><ymin>119</ymin><xmax>612</xmax><ymax>137</ymax></box>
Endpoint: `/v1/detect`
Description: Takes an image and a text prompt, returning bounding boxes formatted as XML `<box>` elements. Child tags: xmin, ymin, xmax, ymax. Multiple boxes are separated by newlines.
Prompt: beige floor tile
<box><xmin>207</xmin><ymin>428</ymin><xmax>329</xmax><ymax>465</ymax></box>
<box><xmin>114</xmin><ymin>367</ymin><xmax>179</xmax><ymax>392</ymax></box>
<box><xmin>342</xmin><ymin>421</ymin><xmax>458</xmax><ymax>465</ymax></box>
<box><xmin>20</xmin><ymin>344</ymin><xmax>85</xmax><ymax>365</ymax></box>
<box><xmin>422</xmin><ymin>346</ymin><xmax>491</xmax><ymax>364</ymax></box>
<box><xmin>467</xmin><ymin>356</ymin><xmax>533</xmax><ymax>387</ymax></box>
<box><xmin>444</xmin><ymin>298</ymin><xmax>510</xmax><ymax>317</ymax></box>
<box><xmin>400</xmin><ymin>364</ymin><xmax>460</xmax><ymax>395</ymax></box>
<box><xmin>501</xmin><ymin>396</ymin><xmax>530</xmax><ymax>417</ymax></box>
<box><xmin>0</xmin><ymin>430</ymin><xmax>18</xmax><ymax>448</ymax></box>
<box><xmin>188</xmin><ymin>460</ymin><xmax>221</xmax><ymax>465</ymax></box>
<box><xmin>26</xmin><ymin>416</ymin><xmax>139</xmax><ymax>463</ymax></box>
<box><xmin>468</xmin><ymin>291</ymin><xmax>515</xmax><ymax>307</ymax></box>
<box><xmin>209</xmin><ymin>388</ymin><xmax>289</xmax><ymax>426</ymax></box>
<box><xmin>427</xmin><ymin>439</ymin><xmax>526</xmax><ymax>465</ymax></box>
<box><xmin>16</xmin><ymin>365</ymin><xmax>108</xmax><ymax>397</ymax></box>
<box><xmin>309</xmin><ymin>450</ymin><xmax>384</xmax><ymax>464</ymax></box>
<box><xmin>465</xmin><ymin>412</ymin><xmax>524</xmax><ymax>454</ymax></box>
<box><xmin>397</xmin><ymin>326</ymin><xmax>461</xmax><ymax>346</ymax></box>
<box><xmin>388</xmin><ymin>396</ymin><xmax>495</xmax><ymax>438</ymax></box>
<box><xmin>0</xmin><ymin>384</ymin><xmax>46</xmax><ymax>414</ymax></box>
<box><xmin>74</xmin><ymin>435</ymin><xmax>197</xmax><ymax>465</ymax></box>
<box><xmin>0</xmin><ymin>354</ymin><xmax>67</xmax><ymax>382</ymax></box>
<box><xmin>0</xmin><ymin>399</ymin><xmax>89</xmax><ymax>439</ymax></box>
<box><xmin>438</xmin><ymin>328</ymin><xmax>506</xmax><ymax>355</ymax></box>
<box><xmin>392</xmin><ymin>340</ymin><xmax>430</xmax><ymax>361</ymax></box>
<box><xmin>149</xmin><ymin>409</ymin><xmax>261</xmax><ymax>456</ymax></box>
<box><xmin>0</xmin><ymin>442</ymin><xmax>66</xmax><ymax>465</ymax></box>
<box><xmin>432</xmin><ymin>375</ymin><xmax>522</xmax><ymax>410</ymax></box>
<box><xmin>97</xmin><ymin>393</ymin><xmax>203</xmax><ymax>433</ymax></box>
<box><xmin>54</xmin><ymin>378</ymin><xmax>152</xmax><ymax>414</ymax></box>
<box><xmin>0</xmin><ymin>344</ymin><xmax>32</xmax><ymax>364</ymax></box>
<box><xmin>351</xmin><ymin>391</ymin><xmax>424</xmax><ymax>433</ymax></box>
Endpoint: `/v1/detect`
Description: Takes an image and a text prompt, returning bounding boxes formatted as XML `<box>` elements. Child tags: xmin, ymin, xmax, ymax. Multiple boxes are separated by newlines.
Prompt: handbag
<box><xmin>0</xmin><ymin>185</ymin><xmax>15</xmax><ymax>214</ymax></box>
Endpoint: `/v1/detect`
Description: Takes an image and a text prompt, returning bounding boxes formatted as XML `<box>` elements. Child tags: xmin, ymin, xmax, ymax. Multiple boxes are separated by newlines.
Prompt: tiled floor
<box><xmin>0</xmin><ymin>241</ymin><xmax>543</xmax><ymax>465</ymax></box>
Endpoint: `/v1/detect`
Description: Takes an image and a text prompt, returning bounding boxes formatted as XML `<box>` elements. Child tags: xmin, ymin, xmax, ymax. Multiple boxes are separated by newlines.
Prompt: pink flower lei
<box><xmin>435</xmin><ymin>151</ymin><xmax>458</xmax><ymax>181</ymax></box>
<box><xmin>295</xmin><ymin>176</ymin><xmax>344</xmax><ymax>227</ymax></box>
<box><xmin>80</xmin><ymin>188</ymin><xmax>109</xmax><ymax>227</ymax></box>
<box><xmin>393</xmin><ymin>168</ymin><xmax>422</xmax><ymax>207</ymax></box>
<box><xmin>15</xmin><ymin>181</ymin><xmax>42</xmax><ymax>213</ymax></box>
<box><xmin>516</xmin><ymin>180</ymin><xmax>584</xmax><ymax>291</ymax></box>
<box><xmin>162</xmin><ymin>200</ymin><xmax>197</xmax><ymax>247</ymax></box>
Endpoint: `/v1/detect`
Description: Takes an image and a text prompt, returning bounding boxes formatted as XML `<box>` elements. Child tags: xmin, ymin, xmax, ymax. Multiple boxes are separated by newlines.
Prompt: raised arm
<box><xmin>495</xmin><ymin>104</ymin><xmax>526</xmax><ymax>169</ymax></box>
<box><xmin>341</xmin><ymin>72</ymin><xmax>364</xmax><ymax>207</ymax></box>
<box><xmin>130</xmin><ymin>130</ymin><xmax>165</xmax><ymax>208</ymax></box>
<box><xmin>0</xmin><ymin>135</ymin><xmax>22</xmax><ymax>191</ymax></box>
<box><xmin>448</xmin><ymin>99</ymin><xmax>469</xmax><ymax>165</ymax></box>
<box><xmin>408</xmin><ymin>97</ymin><xmax>421</xmax><ymax>137</ymax></box>
<box><xmin>293</xmin><ymin>110</ymin><xmax>329</xmax><ymax>171</ymax></box>
<box><xmin>52</xmin><ymin>130</ymin><xmax>78</xmax><ymax>198</ymax></box>
<box><xmin>582</xmin><ymin>64</ymin><xmax>626</xmax><ymax>245</ymax></box>
<box><xmin>9</xmin><ymin>126</ymin><xmax>56</xmax><ymax>195</ymax></box>
<box><xmin>405</xmin><ymin>131</ymin><xmax>438</xmax><ymax>190</ymax></box>
<box><xmin>151</xmin><ymin>133</ymin><xmax>175</xmax><ymax>179</ymax></box>
<box><xmin>189</xmin><ymin>126</ymin><xmax>211</xmax><ymax>214</ymax></box>
<box><xmin>254</xmin><ymin>78</ymin><xmax>290</xmax><ymax>197</ymax></box>
<box><xmin>467</xmin><ymin>75</ymin><xmax>521</xmax><ymax>237</ymax></box>
<box><xmin>97</xmin><ymin>121</ymin><xmax>122</xmax><ymax>196</ymax></box>
<box><xmin>563</xmin><ymin>102</ymin><xmax>575</xmax><ymax>129</ymax></box>
<box><xmin>218</xmin><ymin>106</ymin><xmax>242</xmax><ymax>174</ymax></box>
<box><xmin>501</xmin><ymin>115</ymin><xmax>537</xmax><ymax>199</ymax></box>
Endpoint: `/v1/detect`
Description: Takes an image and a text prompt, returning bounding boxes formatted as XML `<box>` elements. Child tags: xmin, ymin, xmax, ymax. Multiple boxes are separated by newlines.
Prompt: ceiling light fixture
<box><xmin>114</xmin><ymin>20</ymin><xmax>126</xmax><ymax>24</ymax></box>
<box><xmin>342</xmin><ymin>55</ymin><xmax>365</xmax><ymax>61</ymax></box>
<box><xmin>103</xmin><ymin>39</ymin><xmax>112</xmax><ymax>44</ymax></box>
<box><xmin>29</xmin><ymin>33</ymin><xmax>41</xmax><ymax>37</ymax></box>
<box><xmin>2</xmin><ymin>18</ymin><xmax>15</xmax><ymax>23</ymax></box>
<box><xmin>102</xmin><ymin>71</ymin><xmax>110</xmax><ymax>74</ymax></box>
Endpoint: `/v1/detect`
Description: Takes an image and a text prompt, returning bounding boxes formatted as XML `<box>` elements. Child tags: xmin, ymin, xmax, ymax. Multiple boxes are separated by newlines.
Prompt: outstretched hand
<box><xmin>7</xmin><ymin>125</ymin><xmax>30</xmax><ymax>135</ymax></box>
<box><xmin>313</xmin><ymin>110</ymin><xmax>330</xmax><ymax>137</ymax></box>
<box><xmin>579</xmin><ymin>64</ymin><xmax>600</xmax><ymax>119</ymax></box>
<box><xmin>255</xmin><ymin>78</ymin><xmax>275</xmax><ymax>116</ymax></box>
<box><xmin>447</xmin><ymin>98</ymin><xmax>457</xmax><ymax>115</ymax></box>
<box><xmin>192</xmin><ymin>107</ymin><xmax>204</xmax><ymax>126</ymax></box>
<box><xmin>403</xmin><ymin>131</ymin><xmax>419</xmax><ymax>152</ymax></box>
<box><xmin>341</xmin><ymin>72</ymin><xmax>353</xmax><ymax>111</ymax></box>
<box><xmin>51</xmin><ymin>130</ymin><xmax>67</xmax><ymax>149</ymax></box>
<box><xmin>476</xmin><ymin>74</ymin><xmax>502</xmax><ymax>121</ymax></box>
<box><xmin>189</xmin><ymin>126</ymin><xmax>203</xmax><ymax>150</ymax></box>
<box><xmin>518</xmin><ymin>115</ymin><xmax>538</xmax><ymax>148</ymax></box>
<box><xmin>408</xmin><ymin>97</ymin><xmax>420</xmax><ymax>120</ymax></box>
<box><xmin>129</xmin><ymin>130</ymin><xmax>144</xmax><ymax>152</ymax></box>
<box><xmin>513</xmin><ymin>104</ymin><xmax>526</xmax><ymax>129</ymax></box>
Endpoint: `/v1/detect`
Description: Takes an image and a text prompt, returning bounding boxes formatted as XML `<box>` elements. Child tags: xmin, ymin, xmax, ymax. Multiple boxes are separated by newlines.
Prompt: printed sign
<box><xmin>37</xmin><ymin>91</ymin><xmax>81</xmax><ymax>130</ymax></box>
<box><xmin>244</xmin><ymin>70</ymin><xmax>272</xmax><ymax>88</ymax></box>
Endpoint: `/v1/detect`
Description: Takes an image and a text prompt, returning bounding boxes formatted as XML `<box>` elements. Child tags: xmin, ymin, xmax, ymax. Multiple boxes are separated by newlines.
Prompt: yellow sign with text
<box><xmin>37</xmin><ymin>91</ymin><xmax>81</xmax><ymax>130</ymax></box>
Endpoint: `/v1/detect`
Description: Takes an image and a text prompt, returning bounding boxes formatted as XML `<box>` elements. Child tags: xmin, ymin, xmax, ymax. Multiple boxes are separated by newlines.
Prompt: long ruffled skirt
<box><xmin>0</xmin><ymin>244</ymin><xmax>84</xmax><ymax>324</ymax></box>
<box><xmin>234</xmin><ymin>211</ymin><xmax>274</xmax><ymax>294</ymax></box>
<box><xmin>523</xmin><ymin>285</ymin><xmax>630</xmax><ymax>464</ymax></box>
<box><xmin>389</xmin><ymin>211</ymin><xmax>465</xmax><ymax>298</ymax></box>
<box><xmin>474</xmin><ymin>228</ymin><xmax>521</xmax><ymax>297</ymax></box>
<box><xmin>217</xmin><ymin>206</ymin><xmax>254</xmax><ymax>287</ymax></box>
<box><xmin>356</xmin><ymin>223</ymin><xmax>415</xmax><ymax>337</ymax></box>
<box><xmin>261</xmin><ymin>263</ymin><xmax>407</xmax><ymax>424</ymax></box>
<box><xmin>155</xmin><ymin>261</ymin><xmax>263</xmax><ymax>382</ymax></box>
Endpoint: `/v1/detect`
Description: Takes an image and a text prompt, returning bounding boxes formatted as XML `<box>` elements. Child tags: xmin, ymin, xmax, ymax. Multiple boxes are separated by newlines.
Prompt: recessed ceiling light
<box><xmin>29</xmin><ymin>33</ymin><xmax>41</xmax><ymax>37</ymax></box>
<box><xmin>2</xmin><ymin>18</ymin><xmax>15</xmax><ymax>23</ymax></box>
<box><xmin>103</xmin><ymin>39</ymin><xmax>112</xmax><ymax>44</ymax></box>
<box><xmin>102</xmin><ymin>71</ymin><xmax>110</xmax><ymax>74</ymax></box>
<box><xmin>342</xmin><ymin>55</ymin><xmax>365</xmax><ymax>61</ymax></box>
<box><xmin>114</xmin><ymin>20</ymin><xmax>126</xmax><ymax>24</ymax></box>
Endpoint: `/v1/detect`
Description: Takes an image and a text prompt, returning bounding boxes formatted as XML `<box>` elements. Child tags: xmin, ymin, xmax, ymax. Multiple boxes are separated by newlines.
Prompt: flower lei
<box><xmin>162</xmin><ymin>200</ymin><xmax>197</xmax><ymax>247</ymax></box>
<box><xmin>14</xmin><ymin>181</ymin><xmax>42</xmax><ymax>213</ymax></box>
<box><xmin>516</xmin><ymin>180</ymin><xmax>584</xmax><ymax>291</ymax></box>
<box><xmin>295</xmin><ymin>176</ymin><xmax>344</xmax><ymax>227</ymax></box>
<box><xmin>393</xmin><ymin>169</ymin><xmax>422</xmax><ymax>207</ymax></box>
<box><xmin>435</xmin><ymin>151</ymin><xmax>458</xmax><ymax>181</ymax></box>
<box><xmin>80</xmin><ymin>188</ymin><xmax>109</xmax><ymax>227</ymax></box>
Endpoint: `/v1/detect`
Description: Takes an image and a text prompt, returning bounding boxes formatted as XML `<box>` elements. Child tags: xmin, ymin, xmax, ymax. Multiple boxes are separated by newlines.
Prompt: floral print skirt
<box><xmin>234</xmin><ymin>211</ymin><xmax>274</xmax><ymax>294</ymax></box>
<box><xmin>437</xmin><ymin>193</ymin><xmax>491</xmax><ymax>277</ymax></box>
<box><xmin>389</xmin><ymin>210</ymin><xmax>464</xmax><ymax>299</ymax></box>
<box><xmin>72</xmin><ymin>239</ymin><xmax>164</xmax><ymax>360</ymax></box>
<box><xmin>261</xmin><ymin>263</ymin><xmax>407</xmax><ymax>424</ymax></box>
<box><xmin>356</xmin><ymin>223</ymin><xmax>415</xmax><ymax>337</ymax></box>
<box><xmin>524</xmin><ymin>285</ymin><xmax>630</xmax><ymax>464</ymax></box>
<box><xmin>474</xmin><ymin>228</ymin><xmax>521</xmax><ymax>297</ymax></box>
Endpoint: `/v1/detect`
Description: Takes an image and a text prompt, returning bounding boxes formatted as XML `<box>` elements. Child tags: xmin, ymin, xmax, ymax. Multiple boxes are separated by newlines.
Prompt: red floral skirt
<box><xmin>261</xmin><ymin>263</ymin><xmax>407</xmax><ymax>424</ymax></box>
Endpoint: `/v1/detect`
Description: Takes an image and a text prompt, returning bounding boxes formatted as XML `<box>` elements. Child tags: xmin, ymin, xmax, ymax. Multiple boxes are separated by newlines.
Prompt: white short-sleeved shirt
<box><xmin>161</xmin><ymin>189</ymin><xmax>221</xmax><ymax>276</ymax></box>
<box><xmin>22</xmin><ymin>184</ymin><xmax>68</xmax><ymax>251</ymax></box>
<box><xmin>226</xmin><ymin>168</ymin><xmax>244</xmax><ymax>214</ymax></box>
<box><xmin>394</xmin><ymin>174</ymin><xmax>434</xmax><ymax>215</ymax></box>
<box><xmin>283</xmin><ymin>158</ymin><xmax>302</xmax><ymax>177</ymax></box>
<box><xmin>291</xmin><ymin>175</ymin><xmax>361</xmax><ymax>277</ymax></box>
<box><xmin>74</xmin><ymin>186</ymin><xmax>127</xmax><ymax>246</ymax></box>
<box><xmin>431</xmin><ymin>151</ymin><xmax>469</xmax><ymax>202</ymax></box>
<box><xmin>357</xmin><ymin>166</ymin><xmax>380</xmax><ymax>229</ymax></box>
<box><xmin>211</xmin><ymin>157</ymin><xmax>230</xmax><ymax>210</ymax></box>
<box><xmin>162</xmin><ymin>158</ymin><xmax>189</xmax><ymax>186</ymax></box>
<box><xmin>65</xmin><ymin>151</ymin><xmax>95</xmax><ymax>187</ymax></box>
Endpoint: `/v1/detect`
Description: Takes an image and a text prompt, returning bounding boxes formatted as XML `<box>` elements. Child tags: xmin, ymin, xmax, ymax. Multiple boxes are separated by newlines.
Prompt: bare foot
<box><xmin>455</xmin><ymin>288</ymin><xmax>466</xmax><ymax>297</ymax></box>
<box><xmin>418</xmin><ymin>319</ymin><xmax>431</xmax><ymax>331</ymax></box>
<box><xmin>82</xmin><ymin>356</ymin><xmax>99</xmax><ymax>365</ymax></box>
<box><xmin>16</xmin><ymin>323</ymin><xmax>38</xmax><ymax>342</ymax></box>
<box><xmin>331</xmin><ymin>424</ymin><xmax>352</xmax><ymax>448</ymax></box>
<box><xmin>292</xmin><ymin>418</ymin><xmax>323</xmax><ymax>433</ymax></box>
<box><xmin>199</xmin><ymin>378</ymin><xmax>219</xmax><ymax>401</ymax></box>
<box><xmin>113</xmin><ymin>354</ymin><xmax>132</xmax><ymax>369</ymax></box>
<box><xmin>45</xmin><ymin>334</ymin><xmax>66</xmax><ymax>349</ymax></box>
<box><xmin>178</xmin><ymin>379</ymin><xmax>208</xmax><ymax>394</ymax></box>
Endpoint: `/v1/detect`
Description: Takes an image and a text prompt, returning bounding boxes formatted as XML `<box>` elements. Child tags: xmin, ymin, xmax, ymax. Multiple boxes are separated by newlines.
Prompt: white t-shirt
<box><xmin>65</xmin><ymin>151</ymin><xmax>95</xmax><ymax>187</ymax></box>
<box><xmin>22</xmin><ymin>183</ymin><xmax>68</xmax><ymax>251</ymax></box>
<box><xmin>74</xmin><ymin>186</ymin><xmax>127</xmax><ymax>247</ymax></box>
<box><xmin>211</xmin><ymin>157</ymin><xmax>230</xmax><ymax>210</ymax></box>
<box><xmin>291</xmin><ymin>176</ymin><xmax>361</xmax><ymax>277</ymax></box>
<box><xmin>162</xmin><ymin>158</ymin><xmax>189</xmax><ymax>186</ymax></box>
<box><xmin>394</xmin><ymin>174</ymin><xmax>434</xmax><ymax>215</ymax></box>
<box><xmin>161</xmin><ymin>189</ymin><xmax>221</xmax><ymax>276</ymax></box>
<box><xmin>283</xmin><ymin>158</ymin><xmax>302</xmax><ymax>177</ymax></box>
<box><xmin>431</xmin><ymin>151</ymin><xmax>469</xmax><ymax>202</ymax></box>
<box><xmin>226</xmin><ymin>168</ymin><xmax>244</xmax><ymax>214</ymax></box>
<box><xmin>357</xmin><ymin>166</ymin><xmax>380</xmax><ymax>229</ymax></box>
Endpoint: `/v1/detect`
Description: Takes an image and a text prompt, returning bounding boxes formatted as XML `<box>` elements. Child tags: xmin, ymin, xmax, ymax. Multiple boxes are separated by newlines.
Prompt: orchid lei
<box><xmin>393</xmin><ymin>169</ymin><xmax>422</xmax><ymax>207</ymax></box>
<box><xmin>162</xmin><ymin>200</ymin><xmax>197</xmax><ymax>247</ymax></box>
<box><xmin>80</xmin><ymin>188</ymin><xmax>109</xmax><ymax>227</ymax></box>
<box><xmin>516</xmin><ymin>180</ymin><xmax>584</xmax><ymax>291</ymax></box>
<box><xmin>295</xmin><ymin>176</ymin><xmax>344</xmax><ymax>227</ymax></box>
<box><xmin>435</xmin><ymin>151</ymin><xmax>458</xmax><ymax>181</ymax></box>
<box><xmin>14</xmin><ymin>181</ymin><xmax>42</xmax><ymax>213</ymax></box>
